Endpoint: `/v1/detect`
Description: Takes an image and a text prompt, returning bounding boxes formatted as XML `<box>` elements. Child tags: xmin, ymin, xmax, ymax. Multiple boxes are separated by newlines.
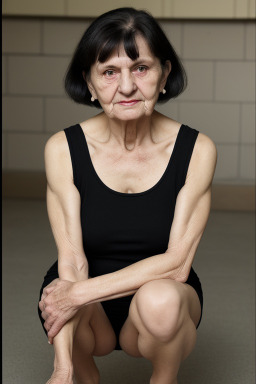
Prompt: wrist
<box><xmin>73</xmin><ymin>280</ymin><xmax>91</xmax><ymax>307</ymax></box>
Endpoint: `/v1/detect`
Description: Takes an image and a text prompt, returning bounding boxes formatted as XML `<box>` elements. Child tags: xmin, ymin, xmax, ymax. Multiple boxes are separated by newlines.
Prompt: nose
<box><xmin>118</xmin><ymin>70</ymin><xmax>136</xmax><ymax>95</ymax></box>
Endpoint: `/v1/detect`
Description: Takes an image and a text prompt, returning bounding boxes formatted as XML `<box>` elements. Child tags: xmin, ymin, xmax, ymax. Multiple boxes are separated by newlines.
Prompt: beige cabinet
<box><xmin>67</xmin><ymin>0</ymin><xmax>162</xmax><ymax>18</ymax></box>
<box><xmin>2</xmin><ymin>0</ymin><xmax>256</xmax><ymax>18</ymax></box>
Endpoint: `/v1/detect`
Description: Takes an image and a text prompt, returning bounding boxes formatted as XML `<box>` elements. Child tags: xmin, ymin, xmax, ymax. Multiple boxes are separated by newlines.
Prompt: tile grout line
<box><xmin>42</xmin><ymin>97</ymin><xmax>46</xmax><ymax>133</ymax></box>
<box><xmin>243</xmin><ymin>21</ymin><xmax>247</xmax><ymax>60</ymax></box>
<box><xmin>5</xmin><ymin>54</ymin><xmax>9</xmax><ymax>170</ymax></box>
<box><xmin>4</xmin><ymin>132</ymin><xmax>9</xmax><ymax>171</ymax></box>
<box><xmin>212</xmin><ymin>61</ymin><xmax>216</xmax><ymax>102</ymax></box>
<box><xmin>64</xmin><ymin>0</ymin><xmax>68</xmax><ymax>15</ymax></box>
<box><xmin>237</xmin><ymin>103</ymin><xmax>243</xmax><ymax>180</ymax></box>
<box><xmin>247</xmin><ymin>0</ymin><xmax>250</xmax><ymax>18</ymax></box>
<box><xmin>40</xmin><ymin>19</ymin><xmax>44</xmax><ymax>55</ymax></box>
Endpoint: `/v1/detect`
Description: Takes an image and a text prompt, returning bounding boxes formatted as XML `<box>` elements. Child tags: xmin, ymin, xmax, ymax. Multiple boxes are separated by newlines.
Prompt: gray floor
<box><xmin>2</xmin><ymin>199</ymin><xmax>255</xmax><ymax>384</ymax></box>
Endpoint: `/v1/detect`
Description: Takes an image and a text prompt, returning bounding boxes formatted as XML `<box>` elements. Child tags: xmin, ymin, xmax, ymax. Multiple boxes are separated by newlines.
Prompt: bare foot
<box><xmin>46</xmin><ymin>367</ymin><xmax>73</xmax><ymax>384</ymax></box>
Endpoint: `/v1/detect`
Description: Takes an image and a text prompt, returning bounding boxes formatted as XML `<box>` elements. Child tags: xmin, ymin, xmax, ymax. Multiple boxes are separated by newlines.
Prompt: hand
<box><xmin>39</xmin><ymin>279</ymin><xmax>80</xmax><ymax>343</ymax></box>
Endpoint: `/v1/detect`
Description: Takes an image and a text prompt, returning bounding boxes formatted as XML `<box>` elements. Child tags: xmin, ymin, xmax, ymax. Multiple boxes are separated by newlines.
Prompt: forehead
<box><xmin>97</xmin><ymin>35</ymin><xmax>156</xmax><ymax>66</ymax></box>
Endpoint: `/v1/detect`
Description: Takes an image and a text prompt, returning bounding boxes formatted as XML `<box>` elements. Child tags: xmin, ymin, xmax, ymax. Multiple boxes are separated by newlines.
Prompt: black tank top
<box><xmin>64</xmin><ymin>124</ymin><xmax>199</xmax><ymax>278</ymax></box>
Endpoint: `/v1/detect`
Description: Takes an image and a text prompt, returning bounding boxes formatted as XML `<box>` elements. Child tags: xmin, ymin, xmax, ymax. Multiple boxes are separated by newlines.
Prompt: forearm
<box><xmin>75</xmin><ymin>250</ymin><xmax>191</xmax><ymax>307</ymax></box>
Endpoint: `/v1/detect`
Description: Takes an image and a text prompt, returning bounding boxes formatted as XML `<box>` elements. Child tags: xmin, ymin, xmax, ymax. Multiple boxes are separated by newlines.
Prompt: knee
<box><xmin>133</xmin><ymin>280</ymin><xmax>185</xmax><ymax>342</ymax></box>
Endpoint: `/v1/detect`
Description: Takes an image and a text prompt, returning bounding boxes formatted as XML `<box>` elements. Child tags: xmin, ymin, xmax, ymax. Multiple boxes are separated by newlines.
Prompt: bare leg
<box><xmin>120</xmin><ymin>279</ymin><xmax>201</xmax><ymax>384</ymax></box>
<box><xmin>45</xmin><ymin>303</ymin><xmax>116</xmax><ymax>384</ymax></box>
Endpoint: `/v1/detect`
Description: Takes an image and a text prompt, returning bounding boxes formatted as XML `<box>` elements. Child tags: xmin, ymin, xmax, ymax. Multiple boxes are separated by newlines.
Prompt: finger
<box><xmin>40</xmin><ymin>293</ymin><xmax>46</xmax><ymax>301</ymax></box>
<box><xmin>47</xmin><ymin>318</ymin><xmax>66</xmax><ymax>339</ymax></box>
<box><xmin>44</xmin><ymin>315</ymin><xmax>55</xmax><ymax>332</ymax></box>
<box><xmin>41</xmin><ymin>310</ymin><xmax>49</xmax><ymax>321</ymax></box>
<box><xmin>44</xmin><ymin>286</ymin><xmax>57</xmax><ymax>295</ymax></box>
<box><xmin>38</xmin><ymin>300</ymin><xmax>45</xmax><ymax>312</ymax></box>
<box><xmin>42</xmin><ymin>279</ymin><xmax>59</xmax><ymax>296</ymax></box>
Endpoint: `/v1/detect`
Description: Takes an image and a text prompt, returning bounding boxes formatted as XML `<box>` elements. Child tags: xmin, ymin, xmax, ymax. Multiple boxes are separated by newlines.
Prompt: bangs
<box><xmin>97</xmin><ymin>29</ymin><xmax>140</xmax><ymax>63</ymax></box>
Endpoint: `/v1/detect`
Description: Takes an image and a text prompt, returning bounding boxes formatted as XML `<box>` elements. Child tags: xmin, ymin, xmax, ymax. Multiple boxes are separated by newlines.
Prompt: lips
<box><xmin>118</xmin><ymin>100</ymin><xmax>140</xmax><ymax>106</ymax></box>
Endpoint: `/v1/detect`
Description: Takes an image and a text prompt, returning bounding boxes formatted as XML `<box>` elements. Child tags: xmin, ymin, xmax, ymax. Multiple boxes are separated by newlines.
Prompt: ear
<box><xmin>82</xmin><ymin>70</ymin><xmax>97</xmax><ymax>99</ymax></box>
<box><xmin>160</xmin><ymin>60</ymin><xmax>172</xmax><ymax>90</ymax></box>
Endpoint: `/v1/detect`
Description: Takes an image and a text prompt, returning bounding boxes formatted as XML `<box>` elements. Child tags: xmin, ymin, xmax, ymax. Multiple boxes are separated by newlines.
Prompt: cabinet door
<box><xmin>3</xmin><ymin>0</ymin><xmax>65</xmax><ymax>16</ymax></box>
<box><xmin>67</xmin><ymin>0</ymin><xmax>163</xmax><ymax>18</ymax></box>
<box><xmin>165</xmin><ymin>0</ymin><xmax>234</xmax><ymax>18</ymax></box>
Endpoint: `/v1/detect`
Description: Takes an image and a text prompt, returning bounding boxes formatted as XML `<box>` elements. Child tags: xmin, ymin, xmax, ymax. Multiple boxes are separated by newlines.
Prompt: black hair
<box><xmin>65</xmin><ymin>7</ymin><xmax>187</xmax><ymax>108</ymax></box>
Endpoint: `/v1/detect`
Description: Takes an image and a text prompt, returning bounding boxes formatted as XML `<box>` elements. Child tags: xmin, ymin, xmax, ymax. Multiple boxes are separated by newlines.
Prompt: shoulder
<box><xmin>186</xmin><ymin>131</ymin><xmax>217</xmax><ymax>191</ymax></box>
<box><xmin>45</xmin><ymin>130</ymin><xmax>70</xmax><ymax>163</ymax></box>
<box><xmin>194</xmin><ymin>131</ymin><xmax>218</xmax><ymax>168</ymax></box>
<box><xmin>44</xmin><ymin>130</ymin><xmax>73</xmax><ymax>186</ymax></box>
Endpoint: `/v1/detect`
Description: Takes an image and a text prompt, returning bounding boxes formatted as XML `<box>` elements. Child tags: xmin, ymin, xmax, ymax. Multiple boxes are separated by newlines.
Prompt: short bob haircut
<box><xmin>65</xmin><ymin>7</ymin><xmax>187</xmax><ymax>108</ymax></box>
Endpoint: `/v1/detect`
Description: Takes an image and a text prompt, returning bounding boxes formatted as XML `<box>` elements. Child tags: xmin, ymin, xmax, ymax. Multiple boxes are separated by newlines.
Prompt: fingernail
<box><xmin>48</xmin><ymin>341</ymin><xmax>51</xmax><ymax>345</ymax></box>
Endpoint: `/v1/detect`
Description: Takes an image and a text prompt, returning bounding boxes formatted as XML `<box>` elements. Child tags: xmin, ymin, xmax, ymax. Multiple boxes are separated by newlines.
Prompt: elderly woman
<box><xmin>38</xmin><ymin>7</ymin><xmax>217</xmax><ymax>384</ymax></box>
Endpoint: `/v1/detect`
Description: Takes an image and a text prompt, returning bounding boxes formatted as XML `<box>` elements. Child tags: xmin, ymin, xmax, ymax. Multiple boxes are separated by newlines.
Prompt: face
<box><xmin>86</xmin><ymin>35</ymin><xmax>171</xmax><ymax>121</ymax></box>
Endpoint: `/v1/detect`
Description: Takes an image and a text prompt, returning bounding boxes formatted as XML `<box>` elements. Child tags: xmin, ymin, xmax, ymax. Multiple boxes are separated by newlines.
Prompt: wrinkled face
<box><xmin>87</xmin><ymin>35</ymin><xmax>171</xmax><ymax>121</ymax></box>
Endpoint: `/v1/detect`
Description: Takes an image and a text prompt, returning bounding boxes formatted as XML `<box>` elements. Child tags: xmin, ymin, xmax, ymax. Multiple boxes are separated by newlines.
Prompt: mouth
<box><xmin>118</xmin><ymin>100</ymin><xmax>140</xmax><ymax>106</ymax></box>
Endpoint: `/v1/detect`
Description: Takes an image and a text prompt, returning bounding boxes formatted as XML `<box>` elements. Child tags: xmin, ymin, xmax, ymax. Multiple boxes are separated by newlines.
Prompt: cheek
<box><xmin>138</xmin><ymin>75</ymin><xmax>162</xmax><ymax>100</ymax></box>
<box><xmin>96</xmin><ymin>83</ymin><xmax>117</xmax><ymax>104</ymax></box>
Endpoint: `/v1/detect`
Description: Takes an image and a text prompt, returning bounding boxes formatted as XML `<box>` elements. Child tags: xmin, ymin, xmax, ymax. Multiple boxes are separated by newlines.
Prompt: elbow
<box><xmin>165</xmin><ymin>258</ymin><xmax>191</xmax><ymax>283</ymax></box>
<box><xmin>174</xmin><ymin>272</ymin><xmax>189</xmax><ymax>283</ymax></box>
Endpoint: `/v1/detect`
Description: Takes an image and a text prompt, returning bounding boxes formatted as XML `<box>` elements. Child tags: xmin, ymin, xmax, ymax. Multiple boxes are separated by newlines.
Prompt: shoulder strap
<box><xmin>64</xmin><ymin>124</ymin><xmax>88</xmax><ymax>194</ymax></box>
<box><xmin>173</xmin><ymin>125</ymin><xmax>199</xmax><ymax>195</ymax></box>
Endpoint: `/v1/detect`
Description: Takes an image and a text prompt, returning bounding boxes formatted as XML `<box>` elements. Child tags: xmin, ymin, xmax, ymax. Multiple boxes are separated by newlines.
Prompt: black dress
<box><xmin>38</xmin><ymin>123</ymin><xmax>203</xmax><ymax>350</ymax></box>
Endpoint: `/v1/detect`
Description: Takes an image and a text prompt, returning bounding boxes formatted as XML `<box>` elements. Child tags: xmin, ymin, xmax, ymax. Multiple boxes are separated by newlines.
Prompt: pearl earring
<box><xmin>91</xmin><ymin>96</ymin><xmax>95</xmax><ymax>102</ymax></box>
<box><xmin>162</xmin><ymin>89</ymin><xmax>166</xmax><ymax>94</ymax></box>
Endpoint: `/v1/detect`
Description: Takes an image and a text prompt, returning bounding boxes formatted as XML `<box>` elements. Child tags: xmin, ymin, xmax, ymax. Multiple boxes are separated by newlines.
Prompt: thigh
<box><xmin>75</xmin><ymin>302</ymin><xmax>117</xmax><ymax>357</ymax></box>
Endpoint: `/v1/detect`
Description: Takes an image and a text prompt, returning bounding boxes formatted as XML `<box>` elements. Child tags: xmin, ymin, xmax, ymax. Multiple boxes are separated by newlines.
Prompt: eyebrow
<box><xmin>97</xmin><ymin>58</ymin><xmax>154</xmax><ymax>70</ymax></box>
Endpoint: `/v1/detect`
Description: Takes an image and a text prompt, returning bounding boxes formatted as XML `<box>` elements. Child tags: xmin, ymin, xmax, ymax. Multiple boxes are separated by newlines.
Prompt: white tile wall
<box><xmin>2</xmin><ymin>19</ymin><xmax>41</xmax><ymax>54</ymax></box>
<box><xmin>215</xmin><ymin>62</ymin><xmax>255</xmax><ymax>102</ymax></box>
<box><xmin>183</xmin><ymin>23</ymin><xmax>244</xmax><ymax>60</ymax></box>
<box><xmin>9</xmin><ymin>56</ymin><xmax>69</xmax><ymax>96</ymax></box>
<box><xmin>2</xmin><ymin>56</ymin><xmax>7</xmax><ymax>94</ymax></box>
<box><xmin>45</xmin><ymin>98</ymin><xmax>97</xmax><ymax>133</ymax></box>
<box><xmin>3</xmin><ymin>96</ymin><xmax>44</xmax><ymax>132</ymax></box>
<box><xmin>155</xmin><ymin>101</ymin><xmax>179</xmax><ymax>121</ymax></box>
<box><xmin>2</xmin><ymin>133</ymin><xmax>7</xmax><ymax>169</ymax></box>
<box><xmin>240</xmin><ymin>145</ymin><xmax>255</xmax><ymax>179</ymax></box>
<box><xmin>241</xmin><ymin>104</ymin><xmax>255</xmax><ymax>143</ymax></box>
<box><xmin>159</xmin><ymin>22</ymin><xmax>182</xmax><ymax>57</ymax></box>
<box><xmin>2</xmin><ymin>18</ymin><xmax>255</xmax><ymax>185</ymax></box>
<box><xmin>180</xmin><ymin>61</ymin><xmax>214</xmax><ymax>101</ymax></box>
<box><xmin>214</xmin><ymin>144</ymin><xmax>239</xmax><ymax>179</ymax></box>
<box><xmin>7</xmin><ymin>133</ymin><xmax>50</xmax><ymax>171</ymax></box>
<box><xmin>42</xmin><ymin>20</ymin><xmax>89</xmax><ymax>55</ymax></box>
<box><xmin>245</xmin><ymin>23</ymin><xmax>256</xmax><ymax>60</ymax></box>
<box><xmin>179</xmin><ymin>102</ymin><xmax>240</xmax><ymax>143</ymax></box>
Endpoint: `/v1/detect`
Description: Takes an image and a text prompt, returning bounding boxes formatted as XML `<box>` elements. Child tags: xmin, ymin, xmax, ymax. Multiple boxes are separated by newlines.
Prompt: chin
<box><xmin>111</xmin><ymin>108</ymin><xmax>153</xmax><ymax>121</ymax></box>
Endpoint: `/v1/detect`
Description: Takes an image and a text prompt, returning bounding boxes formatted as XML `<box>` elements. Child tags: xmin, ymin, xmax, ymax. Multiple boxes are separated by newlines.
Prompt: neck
<box><xmin>103</xmin><ymin>112</ymin><xmax>158</xmax><ymax>152</ymax></box>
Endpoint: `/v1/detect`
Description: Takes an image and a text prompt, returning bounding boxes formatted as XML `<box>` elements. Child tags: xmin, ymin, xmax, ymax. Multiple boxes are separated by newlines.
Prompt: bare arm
<box><xmin>73</xmin><ymin>132</ymin><xmax>217</xmax><ymax>304</ymax></box>
<box><xmin>43</xmin><ymin>132</ymin><xmax>217</xmax><ymax>338</ymax></box>
<box><xmin>44</xmin><ymin>131</ymin><xmax>88</xmax><ymax>282</ymax></box>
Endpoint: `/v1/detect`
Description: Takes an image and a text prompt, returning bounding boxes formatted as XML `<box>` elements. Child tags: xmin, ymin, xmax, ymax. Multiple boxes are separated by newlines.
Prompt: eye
<box><xmin>104</xmin><ymin>69</ymin><xmax>115</xmax><ymax>77</ymax></box>
<box><xmin>136</xmin><ymin>66</ymin><xmax>148</xmax><ymax>73</ymax></box>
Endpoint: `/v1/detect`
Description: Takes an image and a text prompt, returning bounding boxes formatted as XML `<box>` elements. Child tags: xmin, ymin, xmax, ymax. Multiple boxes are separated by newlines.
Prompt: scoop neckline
<box><xmin>78</xmin><ymin>123</ymin><xmax>184</xmax><ymax>197</ymax></box>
